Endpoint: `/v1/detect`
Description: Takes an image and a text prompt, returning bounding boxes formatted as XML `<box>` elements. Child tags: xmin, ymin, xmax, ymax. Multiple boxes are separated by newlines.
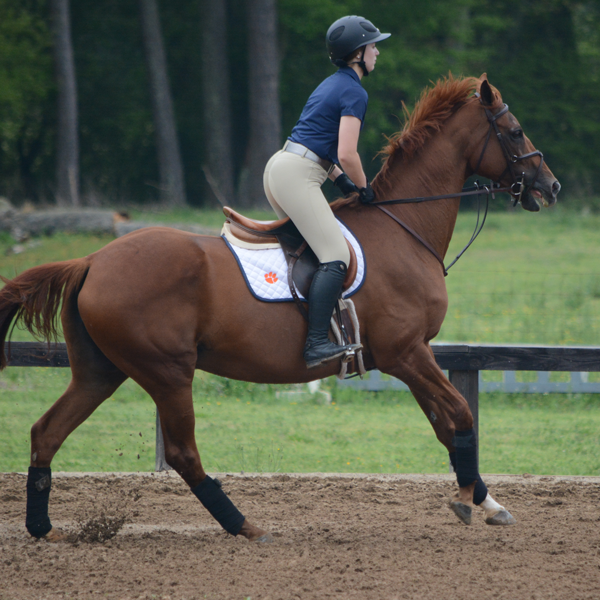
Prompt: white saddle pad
<box><xmin>222</xmin><ymin>219</ymin><xmax>366</xmax><ymax>302</ymax></box>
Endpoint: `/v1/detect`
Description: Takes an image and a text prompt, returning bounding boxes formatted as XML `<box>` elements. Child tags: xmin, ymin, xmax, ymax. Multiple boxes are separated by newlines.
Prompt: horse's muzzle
<box><xmin>522</xmin><ymin>178</ymin><xmax>560</xmax><ymax>211</ymax></box>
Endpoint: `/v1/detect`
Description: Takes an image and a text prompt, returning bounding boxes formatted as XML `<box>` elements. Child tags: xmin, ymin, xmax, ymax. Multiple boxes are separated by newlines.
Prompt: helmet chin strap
<box><xmin>348</xmin><ymin>47</ymin><xmax>369</xmax><ymax>77</ymax></box>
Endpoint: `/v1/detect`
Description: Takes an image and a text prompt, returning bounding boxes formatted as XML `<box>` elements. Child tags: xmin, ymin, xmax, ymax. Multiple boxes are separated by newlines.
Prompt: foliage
<box><xmin>0</xmin><ymin>0</ymin><xmax>54</xmax><ymax>202</ymax></box>
<box><xmin>0</xmin><ymin>0</ymin><xmax>599</xmax><ymax>205</ymax></box>
<box><xmin>469</xmin><ymin>0</ymin><xmax>600</xmax><ymax>197</ymax></box>
<box><xmin>70</xmin><ymin>0</ymin><xmax>156</xmax><ymax>204</ymax></box>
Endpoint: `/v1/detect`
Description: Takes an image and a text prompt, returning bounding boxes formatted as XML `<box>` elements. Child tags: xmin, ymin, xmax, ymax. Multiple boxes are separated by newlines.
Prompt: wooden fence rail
<box><xmin>4</xmin><ymin>341</ymin><xmax>600</xmax><ymax>471</ymax></box>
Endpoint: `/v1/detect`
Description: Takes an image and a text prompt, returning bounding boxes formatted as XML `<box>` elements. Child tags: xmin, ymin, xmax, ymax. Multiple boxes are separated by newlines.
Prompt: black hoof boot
<box><xmin>303</xmin><ymin>260</ymin><xmax>355</xmax><ymax>369</ymax></box>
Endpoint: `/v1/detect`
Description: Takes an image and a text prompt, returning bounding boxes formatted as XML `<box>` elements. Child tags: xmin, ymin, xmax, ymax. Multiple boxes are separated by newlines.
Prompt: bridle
<box><xmin>371</xmin><ymin>96</ymin><xmax>546</xmax><ymax>275</ymax></box>
<box><xmin>472</xmin><ymin>97</ymin><xmax>545</xmax><ymax>206</ymax></box>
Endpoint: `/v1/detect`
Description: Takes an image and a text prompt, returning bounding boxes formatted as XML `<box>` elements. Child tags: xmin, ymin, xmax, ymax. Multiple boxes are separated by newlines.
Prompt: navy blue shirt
<box><xmin>289</xmin><ymin>66</ymin><xmax>368</xmax><ymax>164</ymax></box>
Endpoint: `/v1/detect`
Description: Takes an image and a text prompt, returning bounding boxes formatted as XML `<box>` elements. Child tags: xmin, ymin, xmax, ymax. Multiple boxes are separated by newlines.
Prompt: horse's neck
<box><xmin>378</xmin><ymin>125</ymin><xmax>472</xmax><ymax>259</ymax></box>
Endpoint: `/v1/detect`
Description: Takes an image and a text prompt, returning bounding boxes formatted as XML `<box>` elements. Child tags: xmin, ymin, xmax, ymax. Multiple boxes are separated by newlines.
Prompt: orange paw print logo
<box><xmin>264</xmin><ymin>271</ymin><xmax>278</xmax><ymax>284</ymax></box>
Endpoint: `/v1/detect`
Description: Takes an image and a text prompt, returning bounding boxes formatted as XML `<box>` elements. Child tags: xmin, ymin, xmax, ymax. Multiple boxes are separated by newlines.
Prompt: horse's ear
<box><xmin>479</xmin><ymin>78</ymin><xmax>495</xmax><ymax>107</ymax></box>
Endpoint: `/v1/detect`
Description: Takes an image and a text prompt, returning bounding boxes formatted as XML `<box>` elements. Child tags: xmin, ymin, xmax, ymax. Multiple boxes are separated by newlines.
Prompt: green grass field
<box><xmin>0</xmin><ymin>205</ymin><xmax>599</xmax><ymax>475</ymax></box>
<box><xmin>442</xmin><ymin>209</ymin><xmax>600</xmax><ymax>345</ymax></box>
<box><xmin>1</xmin><ymin>368</ymin><xmax>599</xmax><ymax>475</ymax></box>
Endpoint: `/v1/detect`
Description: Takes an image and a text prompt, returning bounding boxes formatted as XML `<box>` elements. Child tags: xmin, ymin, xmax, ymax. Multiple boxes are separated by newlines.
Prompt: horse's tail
<box><xmin>0</xmin><ymin>258</ymin><xmax>91</xmax><ymax>370</ymax></box>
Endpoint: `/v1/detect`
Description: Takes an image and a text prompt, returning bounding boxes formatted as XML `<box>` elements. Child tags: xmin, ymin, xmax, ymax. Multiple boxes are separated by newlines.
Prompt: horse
<box><xmin>0</xmin><ymin>74</ymin><xmax>560</xmax><ymax>543</ymax></box>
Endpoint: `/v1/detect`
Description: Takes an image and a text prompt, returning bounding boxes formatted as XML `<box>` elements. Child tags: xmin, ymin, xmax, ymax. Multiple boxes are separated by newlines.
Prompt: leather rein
<box><xmin>371</xmin><ymin>98</ymin><xmax>545</xmax><ymax>276</ymax></box>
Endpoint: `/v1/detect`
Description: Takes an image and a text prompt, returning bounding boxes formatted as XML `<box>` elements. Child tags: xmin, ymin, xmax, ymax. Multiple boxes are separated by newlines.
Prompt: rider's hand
<box><xmin>359</xmin><ymin>181</ymin><xmax>375</xmax><ymax>204</ymax></box>
<box><xmin>334</xmin><ymin>173</ymin><xmax>359</xmax><ymax>197</ymax></box>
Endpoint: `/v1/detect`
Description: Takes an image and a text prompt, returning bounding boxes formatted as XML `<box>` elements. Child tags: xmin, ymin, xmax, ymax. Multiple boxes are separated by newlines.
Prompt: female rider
<box><xmin>263</xmin><ymin>15</ymin><xmax>390</xmax><ymax>369</ymax></box>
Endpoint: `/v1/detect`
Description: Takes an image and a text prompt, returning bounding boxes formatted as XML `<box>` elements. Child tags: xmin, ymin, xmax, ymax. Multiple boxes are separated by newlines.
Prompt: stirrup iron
<box><xmin>341</xmin><ymin>343</ymin><xmax>362</xmax><ymax>364</ymax></box>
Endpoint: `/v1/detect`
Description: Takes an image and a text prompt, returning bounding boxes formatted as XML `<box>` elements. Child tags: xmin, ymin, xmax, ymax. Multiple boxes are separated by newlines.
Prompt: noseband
<box><xmin>473</xmin><ymin>98</ymin><xmax>545</xmax><ymax>205</ymax></box>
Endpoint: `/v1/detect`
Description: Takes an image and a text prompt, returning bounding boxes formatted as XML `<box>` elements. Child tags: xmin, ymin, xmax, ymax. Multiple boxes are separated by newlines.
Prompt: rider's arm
<box><xmin>334</xmin><ymin>116</ymin><xmax>368</xmax><ymax>189</ymax></box>
<box><xmin>329</xmin><ymin>165</ymin><xmax>343</xmax><ymax>181</ymax></box>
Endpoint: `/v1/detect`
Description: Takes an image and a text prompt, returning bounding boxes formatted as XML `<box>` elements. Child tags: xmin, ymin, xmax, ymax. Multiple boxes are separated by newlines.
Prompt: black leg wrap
<box><xmin>473</xmin><ymin>477</ymin><xmax>489</xmax><ymax>505</ymax></box>
<box><xmin>450</xmin><ymin>428</ymin><xmax>489</xmax><ymax>506</ymax></box>
<box><xmin>191</xmin><ymin>475</ymin><xmax>245</xmax><ymax>536</ymax></box>
<box><xmin>26</xmin><ymin>466</ymin><xmax>53</xmax><ymax>538</ymax></box>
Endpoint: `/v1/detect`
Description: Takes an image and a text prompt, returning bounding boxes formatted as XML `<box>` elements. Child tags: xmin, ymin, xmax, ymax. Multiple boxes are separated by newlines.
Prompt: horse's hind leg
<box><xmin>30</xmin><ymin>369</ymin><xmax>126</xmax><ymax>469</ymax></box>
<box><xmin>116</xmin><ymin>361</ymin><xmax>272</xmax><ymax>543</ymax></box>
<box><xmin>159</xmin><ymin>387</ymin><xmax>273</xmax><ymax>542</ymax></box>
<box><xmin>27</xmin><ymin>368</ymin><xmax>127</xmax><ymax>540</ymax></box>
<box><xmin>26</xmin><ymin>295</ymin><xmax>128</xmax><ymax>540</ymax></box>
<box><xmin>383</xmin><ymin>342</ymin><xmax>515</xmax><ymax>526</ymax></box>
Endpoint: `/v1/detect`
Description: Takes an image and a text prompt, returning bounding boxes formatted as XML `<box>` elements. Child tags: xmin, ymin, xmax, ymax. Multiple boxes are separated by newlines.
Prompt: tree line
<box><xmin>1</xmin><ymin>0</ymin><xmax>599</xmax><ymax>209</ymax></box>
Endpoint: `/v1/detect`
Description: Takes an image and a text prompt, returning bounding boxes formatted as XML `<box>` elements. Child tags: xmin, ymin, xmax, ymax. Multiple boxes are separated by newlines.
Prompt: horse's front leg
<box><xmin>381</xmin><ymin>342</ymin><xmax>515</xmax><ymax>526</ymax></box>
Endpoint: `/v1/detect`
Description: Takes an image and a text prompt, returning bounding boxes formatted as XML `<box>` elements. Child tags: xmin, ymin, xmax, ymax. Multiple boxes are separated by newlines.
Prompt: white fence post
<box><xmin>155</xmin><ymin>413</ymin><xmax>172</xmax><ymax>472</ymax></box>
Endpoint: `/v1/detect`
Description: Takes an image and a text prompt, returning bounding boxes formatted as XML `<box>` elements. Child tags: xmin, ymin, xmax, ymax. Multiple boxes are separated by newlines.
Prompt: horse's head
<box><xmin>472</xmin><ymin>75</ymin><xmax>560</xmax><ymax>211</ymax></box>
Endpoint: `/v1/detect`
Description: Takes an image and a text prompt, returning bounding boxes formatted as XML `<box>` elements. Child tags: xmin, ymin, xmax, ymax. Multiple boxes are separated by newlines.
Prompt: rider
<box><xmin>263</xmin><ymin>16</ymin><xmax>391</xmax><ymax>369</ymax></box>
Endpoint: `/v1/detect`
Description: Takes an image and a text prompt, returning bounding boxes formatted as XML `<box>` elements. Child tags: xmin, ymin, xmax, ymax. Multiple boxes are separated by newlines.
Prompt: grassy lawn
<box><xmin>0</xmin><ymin>205</ymin><xmax>599</xmax><ymax>475</ymax></box>
<box><xmin>1</xmin><ymin>368</ymin><xmax>598</xmax><ymax>476</ymax></box>
<box><xmin>441</xmin><ymin>209</ymin><xmax>600</xmax><ymax>345</ymax></box>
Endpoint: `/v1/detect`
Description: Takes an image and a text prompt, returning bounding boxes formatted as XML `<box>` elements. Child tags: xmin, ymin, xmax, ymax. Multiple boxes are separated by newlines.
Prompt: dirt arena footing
<box><xmin>1</xmin><ymin>471</ymin><xmax>599</xmax><ymax>600</ymax></box>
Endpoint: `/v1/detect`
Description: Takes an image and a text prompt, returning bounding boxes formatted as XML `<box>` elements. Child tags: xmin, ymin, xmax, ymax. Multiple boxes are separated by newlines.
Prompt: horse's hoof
<box><xmin>449</xmin><ymin>501</ymin><xmax>472</xmax><ymax>525</ymax></box>
<box><xmin>43</xmin><ymin>528</ymin><xmax>68</xmax><ymax>542</ymax></box>
<box><xmin>253</xmin><ymin>533</ymin><xmax>274</xmax><ymax>543</ymax></box>
<box><xmin>485</xmin><ymin>509</ymin><xmax>516</xmax><ymax>526</ymax></box>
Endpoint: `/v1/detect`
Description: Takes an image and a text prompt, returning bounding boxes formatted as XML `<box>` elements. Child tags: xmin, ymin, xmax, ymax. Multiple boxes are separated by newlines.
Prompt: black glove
<box><xmin>359</xmin><ymin>181</ymin><xmax>375</xmax><ymax>204</ymax></box>
<box><xmin>334</xmin><ymin>173</ymin><xmax>359</xmax><ymax>197</ymax></box>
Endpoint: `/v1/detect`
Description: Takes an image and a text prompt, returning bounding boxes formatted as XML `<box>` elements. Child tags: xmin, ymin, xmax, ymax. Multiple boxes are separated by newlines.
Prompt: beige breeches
<box><xmin>263</xmin><ymin>150</ymin><xmax>350</xmax><ymax>266</ymax></box>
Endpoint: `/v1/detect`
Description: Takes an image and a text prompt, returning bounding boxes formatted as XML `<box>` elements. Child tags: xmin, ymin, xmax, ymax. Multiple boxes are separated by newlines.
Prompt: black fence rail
<box><xmin>4</xmin><ymin>342</ymin><xmax>600</xmax><ymax>471</ymax></box>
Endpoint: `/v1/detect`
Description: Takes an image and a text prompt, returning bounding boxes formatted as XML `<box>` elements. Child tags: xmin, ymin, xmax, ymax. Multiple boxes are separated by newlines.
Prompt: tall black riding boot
<box><xmin>303</xmin><ymin>261</ymin><xmax>359</xmax><ymax>369</ymax></box>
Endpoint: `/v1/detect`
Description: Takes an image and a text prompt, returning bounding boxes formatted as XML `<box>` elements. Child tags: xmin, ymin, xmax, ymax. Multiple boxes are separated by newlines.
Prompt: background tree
<box><xmin>139</xmin><ymin>0</ymin><xmax>186</xmax><ymax>207</ymax></box>
<box><xmin>1</xmin><ymin>0</ymin><xmax>599</xmax><ymax>209</ymax></box>
<box><xmin>200</xmin><ymin>0</ymin><xmax>235</xmax><ymax>206</ymax></box>
<box><xmin>0</xmin><ymin>0</ymin><xmax>54</xmax><ymax>203</ymax></box>
<box><xmin>237</xmin><ymin>0</ymin><xmax>281</xmax><ymax>208</ymax></box>
<box><xmin>50</xmin><ymin>0</ymin><xmax>80</xmax><ymax>206</ymax></box>
<box><xmin>470</xmin><ymin>0</ymin><xmax>600</xmax><ymax>197</ymax></box>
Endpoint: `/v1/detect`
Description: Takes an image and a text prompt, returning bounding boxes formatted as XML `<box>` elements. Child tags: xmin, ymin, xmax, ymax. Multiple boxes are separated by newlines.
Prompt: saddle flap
<box><xmin>290</xmin><ymin>239</ymin><xmax>357</xmax><ymax>298</ymax></box>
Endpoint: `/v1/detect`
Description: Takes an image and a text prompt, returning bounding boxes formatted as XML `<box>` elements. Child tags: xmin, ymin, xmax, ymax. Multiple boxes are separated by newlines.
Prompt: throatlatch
<box><xmin>450</xmin><ymin>428</ymin><xmax>488</xmax><ymax>505</ymax></box>
<box><xmin>191</xmin><ymin>475</ymin><xmax>245</xmax><ymax>536</ymax></box>
<box><xmin>26</xmin><ymin>466</ymin><xmax>53</xmax><ymax>538</ymax></box>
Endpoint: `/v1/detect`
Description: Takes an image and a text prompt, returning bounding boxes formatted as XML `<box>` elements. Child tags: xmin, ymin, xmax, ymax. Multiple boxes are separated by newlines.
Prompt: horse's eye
<box><xmin>511</xmin><ymin>129</ymin><xmax>523</xmax><ymax>140</ymax></box>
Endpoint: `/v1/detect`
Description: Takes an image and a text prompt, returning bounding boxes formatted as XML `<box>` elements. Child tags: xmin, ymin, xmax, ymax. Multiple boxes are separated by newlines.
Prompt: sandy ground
<box><xmin>1</xmin><ymin>471</ymin><xmax>599</xmax><ymax>600</ymax></box>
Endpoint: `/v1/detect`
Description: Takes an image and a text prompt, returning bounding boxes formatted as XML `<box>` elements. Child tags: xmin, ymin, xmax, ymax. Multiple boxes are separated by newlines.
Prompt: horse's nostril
<box><xmin>552</xmin><ymin>181</ymin><xmax>561</xmax><ymax>195</ymax></box>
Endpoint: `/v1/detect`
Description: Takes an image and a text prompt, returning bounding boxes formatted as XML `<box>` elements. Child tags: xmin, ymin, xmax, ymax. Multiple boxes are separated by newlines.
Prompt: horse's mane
<box><xmin>381</xmin><ymin>74</ymin><xmax>482</xmax><ymax>160</ymax></box>
<box><xmin>332</xmin><ymin>74</ymin><xmax>499</xmax><ymax>210</ymax></box>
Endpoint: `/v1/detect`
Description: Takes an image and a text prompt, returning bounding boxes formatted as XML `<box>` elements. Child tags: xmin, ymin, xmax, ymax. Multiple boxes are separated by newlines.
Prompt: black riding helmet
<box><xmin>326</xmin><ymin>16</ymin><xmax>391</xmax><ymax>76</ymax></box>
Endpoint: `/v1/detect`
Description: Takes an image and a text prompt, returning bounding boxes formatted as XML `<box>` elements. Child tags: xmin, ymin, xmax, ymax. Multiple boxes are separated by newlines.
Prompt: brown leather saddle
<box><xmin>223</xmin><ymin>206</ymin><xmax>358</xmax><ymax>306</ymax></box>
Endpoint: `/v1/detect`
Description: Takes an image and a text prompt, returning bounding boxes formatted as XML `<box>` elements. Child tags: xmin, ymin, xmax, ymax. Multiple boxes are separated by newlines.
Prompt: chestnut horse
<box><xmin>0</xmin><ymin>75</ymin><xmax>559</xmax><ymax>542</ymax></box>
